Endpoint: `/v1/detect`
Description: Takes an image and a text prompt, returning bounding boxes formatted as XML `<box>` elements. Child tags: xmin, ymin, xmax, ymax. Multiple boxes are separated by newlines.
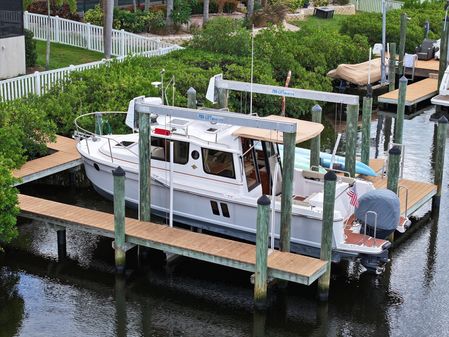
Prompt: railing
<box><xmin>0</xmin><ymin>12</ymin><xmax>182</xmax><ymax>102</ymax></box>
<box><xmin>23</xmin><ymin>12</ymin><xmax>174</xmax><ymax>56</ymax></box>
<box><xmin>350</xmin><ymin>0</ymin><xmax>403</xmax><ymax>13</ymax></box>
<box><xmin>0</xmin><ymin>10</ymin><xmax>23</xmax><ymax>23</ymax></box>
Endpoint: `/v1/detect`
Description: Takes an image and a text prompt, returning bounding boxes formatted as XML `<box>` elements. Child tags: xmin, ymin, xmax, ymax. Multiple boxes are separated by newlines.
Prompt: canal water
<box><xmin>1</xmin><ymin>109</ymin><xmax>448</xmax><ymax>337</ymax></box>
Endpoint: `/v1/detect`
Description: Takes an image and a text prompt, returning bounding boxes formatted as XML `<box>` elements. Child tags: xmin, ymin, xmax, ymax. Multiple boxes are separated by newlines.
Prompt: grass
<box><xmin>35</xmin><ymin>40</ymin><xmax>104</xmax><ymax>70</ymax></box>
<box><xmin>288</xmin><ymin>15</ymin><xmax>349</xmax><ymax>33</ymax></box>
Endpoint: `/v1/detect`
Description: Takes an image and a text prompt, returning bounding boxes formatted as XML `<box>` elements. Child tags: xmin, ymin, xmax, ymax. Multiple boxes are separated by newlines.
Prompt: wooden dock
<box><xmin>406</xmin><ymin>59</ymin><xmax>439</xmax><ymax>78</ymax></box>
<box><xmin>364</xmin><ymin>174</ymin><xmax>437</xmax><ymax>216</ymax></box>
<box><xmin>18</xmin><ymin>194</ymin><xmax>327</xmax><ymax>286</ymax></box>
<box><xmin>13</xmin><ymin>135</ymin><xmax>81</xmax><ymax>186</ymax></box>
<box><xmin>378</xmin><ymin>77</ymin><xmax>438</xmax><ymax>107</ymax></box>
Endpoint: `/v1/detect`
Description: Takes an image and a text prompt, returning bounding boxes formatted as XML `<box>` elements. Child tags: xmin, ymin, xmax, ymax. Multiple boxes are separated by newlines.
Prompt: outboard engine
<box><xmin>355</xmin><ymin>189</ymin><xmax>400</xmax><ymax>239</ymax></box>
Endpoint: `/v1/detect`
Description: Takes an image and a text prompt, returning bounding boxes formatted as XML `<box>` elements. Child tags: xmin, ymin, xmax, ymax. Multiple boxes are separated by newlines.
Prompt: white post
<box><xmin>55</xmin><ymin>15</ymin><xmax>60</xmax><ymax>43</ymax></box>
<box><xmin>169</xmin><ymin>141</ymin><xmax>174</xmax><ymax>228</ymax></box>
<box><xmin>23</xmin><ymin>11</ymin><xmax>29</xmax><ymax>30</ymax></box>
<box><xmin>120</xmin><ymin>29</ymin><xmax>125</xmax><ymax>57</ymax></box>
<box><xmin>270</xmin><ymin>161</ymin><xmax>280</xmax><ymax>250</ymax></box>
<box><xmin>86</xmin><ymin>23</ymin><xmax>92</xmax><ymax>50</ymax></box>
<box><xmin>33</xmin><ymin>71</ymin><xmax>41</xmax><ymax>96</ymax></box>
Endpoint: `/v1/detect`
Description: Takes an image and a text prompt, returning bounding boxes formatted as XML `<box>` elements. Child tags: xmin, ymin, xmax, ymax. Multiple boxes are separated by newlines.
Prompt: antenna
<box><xmin>250</xmin><ymin>25</ymin><xmax>255</xmax><ymax>115</ymax></box>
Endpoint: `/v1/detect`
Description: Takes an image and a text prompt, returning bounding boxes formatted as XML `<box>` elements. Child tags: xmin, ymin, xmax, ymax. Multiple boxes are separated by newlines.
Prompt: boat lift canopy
<box><xmin>232</xmin><ymin>115</ymin><xmax>324</xmax><ymax>144</ymax></box>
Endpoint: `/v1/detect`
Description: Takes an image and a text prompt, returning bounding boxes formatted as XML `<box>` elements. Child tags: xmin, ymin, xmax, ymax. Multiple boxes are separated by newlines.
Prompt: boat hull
<box><xmin>82</xmin><ymin>155</ymin><xmax>354</xmax><ymax>261</ymax></box>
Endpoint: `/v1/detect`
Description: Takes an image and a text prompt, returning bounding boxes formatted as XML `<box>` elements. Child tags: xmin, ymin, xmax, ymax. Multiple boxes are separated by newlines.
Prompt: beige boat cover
<box><xmin>327</xmin><ymin>58</ymin><xmax>382</xmax><ymax>86</ymax></box>
<box><xmin>232</xmin><ymin>115</ymin><xmax>324</xmax><ymax>144</ymax></box>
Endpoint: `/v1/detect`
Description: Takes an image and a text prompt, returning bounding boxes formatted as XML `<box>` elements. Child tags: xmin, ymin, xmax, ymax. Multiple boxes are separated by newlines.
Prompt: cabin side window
<box><xmin>151</xmin><ymin>137</ymin><xmax>190</xmax><ymax>164</ymax></box>
<box><xmin>202</xmin><ymin>148</ymin><xmax>235</xmax><ymax>179</ymax></box>
<box><xmin>242</xmin><ymin>138</ymin><xmax>260</xmax><ymax>191</ymax></box>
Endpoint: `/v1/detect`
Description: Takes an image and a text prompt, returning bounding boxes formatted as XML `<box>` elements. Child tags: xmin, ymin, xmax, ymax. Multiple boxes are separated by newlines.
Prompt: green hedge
<box><xmin>24</xmin><ymin>29</ymin><xmax>37</xmax><ymax>68</ymax></box>
<box><xmin>340</xmin><ymin>8</ymin><xmax>445</xmax><ymax>53</ymax></box>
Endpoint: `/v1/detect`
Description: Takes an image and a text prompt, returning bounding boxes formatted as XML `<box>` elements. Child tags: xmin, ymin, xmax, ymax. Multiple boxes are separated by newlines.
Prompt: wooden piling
<box><xmin>432</xmin><ymin>116</ymin><xmax>448</xmax><ymax>215</ymax></box>
<box><xmin>345</xmin><ymin>104</ymin><xmax>358</xmax><ymax>177</ymax></box>
<box><xmin>187</xmin><ymin>87</ymin><xmax>197</xmax><ymax>109</ymax></box>
<box><xmin>398</xmin><ymin>13</ymin><xmax>407</xmax><ymax>76</ymax></box>
<box><xmin>310</xmin><ymin>104</ymin><xmax>322</xmax><ymax>171</ymax></box>
<box><xmin>318</xmin><ymin>170</ymin><xmax>337</xmax><ymax>301</ymax></box>
<box><xmin>280</xmin><ymin>131</ymin><xmax>296</xmax><ymax>252</ymax></box>
<box><xmin>95</xmin><ymin>112</ymin><xmax>103</xmax><ymax>136</ymax></box>
<box><xmin>438</xmin><ymin>17</ymin><xmax>449</xmax><ymax>89</ymax></box>
<box><xmin>389</xmin><ymin>42</ymin><xmax>397</xmax><ymax>92</ymax></box>
<box><xmin>113</xmin><ymin>166</ymin><xmax>126</xmax><ymax>273</ymax></box>
<box><xmin>139</xmin><ymin>112</ymin><xmax>151</xmax><ymax>221</ymax></box>
<box><xmin>361</xmin><ymin>87</ymin><xmax>373</xmax><ymax>165</ymax></box>
<box><xmin>57</xmin><ymin>229</ymin><xmax>66</xmax><ymax>261</ymax></box>
<box><xmin>218</xmin><ymin>88</ymin><xmax>228</xmax><ymax>109</ymax></box>
<box><xmin>254</xmin><ymin>195</ymin><xmax>270</xmax><ymax>310</ymax></box>
<box><xmin>387</xmin><ymin>146</ymin><xmax>401</xmax><ymax>194</ymax></box>
<box><xmin>394</xmin><ymin>76</ymin><xmax>407</xmax><ymax>145</ymax></box>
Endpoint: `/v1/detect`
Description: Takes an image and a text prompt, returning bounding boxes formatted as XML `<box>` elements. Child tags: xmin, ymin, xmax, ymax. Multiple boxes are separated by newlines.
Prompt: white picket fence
<box><xmin>350</xmin><ymin>0</ymin><xmax>403</xmax><ymax>13</ymax></box>
<box><xmin>0</xmin><ymin>13</ymin><xmax>182</xmax><ymax>102</ymax></box>
<box><xmin>24</xmin><ymin>11</ymin><xmax>175</xmax><ymax>55</ymax></box>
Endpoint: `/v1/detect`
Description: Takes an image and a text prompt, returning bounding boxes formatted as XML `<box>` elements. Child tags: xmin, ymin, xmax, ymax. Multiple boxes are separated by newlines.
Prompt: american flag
<box><xmin>347</xmin><ymin>184</ymin><xmax>359</xmax><ymax>208</ymax></box>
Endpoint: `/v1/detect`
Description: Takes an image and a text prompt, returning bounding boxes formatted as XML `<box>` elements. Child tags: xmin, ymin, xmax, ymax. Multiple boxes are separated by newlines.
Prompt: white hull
<box><xmin>83</xmin><ymin>156</ymin><xmax>330</xmax><ymax>254</ymax></box>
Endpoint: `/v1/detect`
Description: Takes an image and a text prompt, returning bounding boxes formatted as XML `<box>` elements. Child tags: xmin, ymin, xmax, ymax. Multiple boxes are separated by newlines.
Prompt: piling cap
<box><xmin>113</xmin><ymin>166</ymin><xmax>126</xmax><ymax>177</ymax></box>
<box><xmin>312</xmin><ymin>104</ymin><xmax>322</xmax><ymax>113</ymax></box>
<box><xmin>187</xmin><ymin>87</ymin><xmax>196</xmax><ymax>94</ymax></box>
<box><xmin>257</xmin><ymin>195</ymin><xmax>271</xmax><ymax>206</ymax></box>
<box><xmin>389</xmin><ymin>146</ymin><xmax>402</xmax><ymax>156</ymax></box>
<box><xmin>324</xmin><ymin>170</ymin><xmax>337</xmax><ymax>181</ymax></box>
<box><xmin>438</xmin><ymin>116</ymin><xmax>448</xmax><ymax>124</ymax></box>
<box><xmin>399</xmin><ymin>76</ymin><xmax>408</xmax><ymax>84</ymax></box>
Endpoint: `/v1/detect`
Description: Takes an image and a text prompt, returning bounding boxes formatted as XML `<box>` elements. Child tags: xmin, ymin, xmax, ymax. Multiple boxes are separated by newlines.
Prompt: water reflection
<box><xmin>0</xmin><ymin>265</ymin><xmax>24</xmax><ymax>337</ymax></box>
<box><xmin>1</xmin><ymin>108</ymin><xmax>449</xmax><ymax>336</ymax></box>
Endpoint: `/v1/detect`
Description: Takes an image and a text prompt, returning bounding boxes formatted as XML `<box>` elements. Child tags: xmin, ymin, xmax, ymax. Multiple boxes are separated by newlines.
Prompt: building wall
<box><xmin>0</xmin><ymin>35</ymin><xmax>26</xmax><ymax>79</ymax></box>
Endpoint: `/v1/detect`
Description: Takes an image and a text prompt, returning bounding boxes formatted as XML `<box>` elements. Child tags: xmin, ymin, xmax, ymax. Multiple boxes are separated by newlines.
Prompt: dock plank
<box><xmin>13</xmin><ymin>135</ymin><xmax>82</xmax><ymax>185</ymax></box>
<box><xmin>18</xmin><ymin>194</ymin><xmax>327</xmax><ymax>285</ymax></box>
<box><xmin>378</xmin><ymin>78</ymin><xmax>438</xmax><ymax>106</ymax></box>
<box><xmin>364</xmin><ymin>176</ymin><xmax>436</xmax><ymax>215</ymax></box>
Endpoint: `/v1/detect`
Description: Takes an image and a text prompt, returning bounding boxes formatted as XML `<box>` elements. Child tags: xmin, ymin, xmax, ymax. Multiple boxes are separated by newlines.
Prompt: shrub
<box><xmin>313</xmin><ymin>0</ymin><xmax>329</xmax><ymax>6</ymax></box>
<box><xmin>84</xmin><ymin>5</ymin><xmax>166</xmax><ymax>33</ymax></box>
<box><xmin>24</xmin><ymin>29</ymin><xmax>37</xmax><ymax>68</ymax></box>
<box><xmin>403</xmin><ymin>0</ymin><xmax>445</xmax><ymax>9</ymax></box>
<box><xmin>27</xmin><ymin>0</ymin><xmax>80</xmax><ymax>21</ymax></box>
<box><xmin>252</xmin><ymin>3</ymin><xmax>289</xmax><ymax>27</ymax></box>
<box><xmin>171</xmin><ymin>0</ymin><xmax>193</xmax><ymax>27</ymax></box>
<box><xmin>190</xmin><ymin>17</ymin><xmax>251</xmax><ymax>56</ymax></box>
<box><xmin>340</xmin><ymin>9</ymin><xmax>443</xmax><ymax>53</ymax></box>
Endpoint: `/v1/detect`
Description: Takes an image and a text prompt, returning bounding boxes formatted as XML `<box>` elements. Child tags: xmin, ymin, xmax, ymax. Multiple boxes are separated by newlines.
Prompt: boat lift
<box><xmin>134</xmin><ymin>77</ymin><xmax>360</xmax><ymax>255</ymax></box>
<box><xmin>205</xmin><ymin>74</ymin><xmax>359</xmax><ymax>106</ymax></box>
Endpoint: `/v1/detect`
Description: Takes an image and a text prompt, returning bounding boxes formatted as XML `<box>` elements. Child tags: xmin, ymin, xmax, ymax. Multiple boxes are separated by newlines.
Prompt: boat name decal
<box><xmin>272</xmin><ymin>88</ymin><xmax>295</xmax><ymax>97</ymax></box>
<box><xmin>197</xmin><ymin>113</ymin><xmax>224</xmax><ymax>124</ymax></box>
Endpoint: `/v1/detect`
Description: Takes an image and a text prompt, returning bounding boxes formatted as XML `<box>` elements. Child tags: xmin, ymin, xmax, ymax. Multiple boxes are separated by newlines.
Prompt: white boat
<box><xmin>75</xmin><ymin>103</ymin><xmax>398</xmax><ymax>273</ymax></box>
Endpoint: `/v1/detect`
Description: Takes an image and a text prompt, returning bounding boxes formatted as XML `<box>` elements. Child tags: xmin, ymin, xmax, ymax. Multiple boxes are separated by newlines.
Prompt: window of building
<box><xmin>202</xmin><ymin>148</ymin><xmax>235</xmax><ymax>179</ymax></box>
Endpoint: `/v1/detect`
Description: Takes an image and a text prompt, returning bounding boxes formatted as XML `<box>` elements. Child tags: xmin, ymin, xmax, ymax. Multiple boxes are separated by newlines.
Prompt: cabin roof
<box><xmin>232</xmin><ymin>115</ymin><xmax>324</xmax><ymax>144</ymax></box>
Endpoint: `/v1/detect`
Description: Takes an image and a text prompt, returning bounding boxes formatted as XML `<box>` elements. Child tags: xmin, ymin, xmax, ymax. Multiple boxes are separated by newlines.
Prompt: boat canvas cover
<box><xmin>355</xmin><ymin>189</ymin><xmax>400</xmax><ymax>230</ymax></box>
<box><xmin>232</xmin><ymin>115</ymin><xmax>324</xmax><ymax>144</ymax></box>
<box><xmin>327</xmin><ymin>58</ymin><xmax>382</xmax><ymax>86</ymax></box>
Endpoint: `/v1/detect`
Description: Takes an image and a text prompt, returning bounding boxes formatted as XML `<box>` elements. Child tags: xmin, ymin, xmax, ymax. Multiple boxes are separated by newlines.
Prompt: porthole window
<box><xmin>191</xmin><ymin>150</ymin><xmax>200</xmax><ymax>160</ymax></box>
<box><xmin>94</xmin><ymin>163</ymin><xmax>100</xmax><ymax>171</ymax></box>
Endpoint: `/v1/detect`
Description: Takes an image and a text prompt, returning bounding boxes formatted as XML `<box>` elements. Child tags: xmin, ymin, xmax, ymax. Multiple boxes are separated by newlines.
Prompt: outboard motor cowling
<box><xmin>355</xmin><ymin>189</ymin><xmax>400</xmax><ymax>239</ymax></box>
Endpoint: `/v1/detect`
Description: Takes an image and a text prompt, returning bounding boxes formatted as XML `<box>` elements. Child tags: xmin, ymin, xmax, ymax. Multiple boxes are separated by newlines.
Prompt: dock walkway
<box><xmin>18</xmin><ymin>194</ymin><xmax>327</xmax><ymax>285</ymax></box>
<box><xmin>364</xmin><ymin>167</ymin><xmax>436</xmax><ymax>216</ymax></box>
<box><xmin>378</xmin><ymin>78</ymin><xmax>438</xmax><ymax>110</ymax></box>
<box><xmin>13</xmin><ymin>135</ymin><xmax>81</xmax><ymax>186</ymax></box>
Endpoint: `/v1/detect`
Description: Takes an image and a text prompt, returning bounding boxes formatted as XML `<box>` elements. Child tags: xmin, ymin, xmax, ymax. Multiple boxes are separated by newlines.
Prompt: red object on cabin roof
<box><xmin>154</xmin><ymin>128</ymin><xmax>171</xmax><ymax>136</ymax></box>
